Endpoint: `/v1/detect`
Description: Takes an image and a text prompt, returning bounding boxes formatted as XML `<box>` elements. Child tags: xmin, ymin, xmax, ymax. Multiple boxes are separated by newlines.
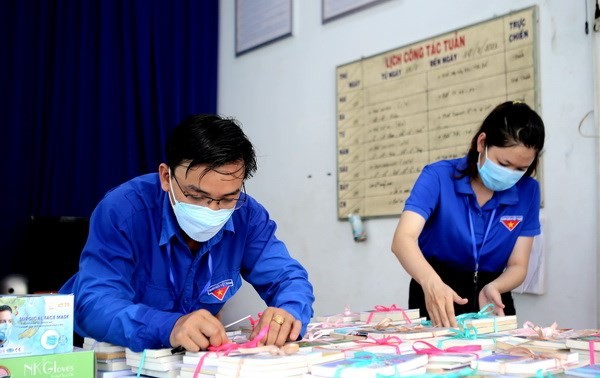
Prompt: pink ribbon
<box><xmin>412</xmin><ymin>340</ymin><xmax>482</xmax><ymax>356</ymax></box>
<box><xmin>366</xmin><ymin>304</ymin><xmax>411</xmax><ymax>324</ymax></box>
<box><xmin>588</xmin><ymin>337</ymin><xmax>600</xmax><ymax>365</ymax></box>
<box><xmin>193</xmin><ymin>326</ymin><xmax>271</xmax><ymax>378</ymax></box>
<box><xmin>356</xmin><ymin>336</ymin><xmax>404</xmax><ymax>354</ymax></box>
<box><xmin>248</xmin><ymin>312</ymin><xmax>263</xmax><ymax>329</ymax></box>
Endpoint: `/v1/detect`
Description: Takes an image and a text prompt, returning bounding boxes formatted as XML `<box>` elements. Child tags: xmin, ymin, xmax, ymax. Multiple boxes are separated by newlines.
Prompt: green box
<box><xmin>0</xmin><ymin>349</ymin><xmax>94</xmax><ymax>378</ymax></box>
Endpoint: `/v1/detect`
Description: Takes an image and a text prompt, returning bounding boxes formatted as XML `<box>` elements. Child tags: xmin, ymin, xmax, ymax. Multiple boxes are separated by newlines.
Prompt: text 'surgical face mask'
<box><xmin>477</xmin><ymin>147</ymin><xmax>526</xmax><ymax>191</ymax></box>
<box><xmin>168</xmin><ymin>170</ymin><xmax>235</xmax><ymax>242</ymax></box>
<box><xmin>0</xmin><ymin>322</ymin><xmax>12</xmax><ymax>345</ymax></box>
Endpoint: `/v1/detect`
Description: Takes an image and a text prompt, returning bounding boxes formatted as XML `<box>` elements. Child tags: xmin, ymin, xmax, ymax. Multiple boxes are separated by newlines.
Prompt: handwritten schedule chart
<box><xmin>336</xmin><ymin>7</ymin><xmax>539</xmax><ymax>219</ymax></box>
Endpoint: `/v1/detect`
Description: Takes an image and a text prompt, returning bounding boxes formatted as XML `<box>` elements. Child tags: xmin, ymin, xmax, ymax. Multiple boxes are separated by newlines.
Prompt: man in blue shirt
<box><xmin>60</xmin><ymin>114</ymin><xmax>315</xmax><ymax>352</ymax></box>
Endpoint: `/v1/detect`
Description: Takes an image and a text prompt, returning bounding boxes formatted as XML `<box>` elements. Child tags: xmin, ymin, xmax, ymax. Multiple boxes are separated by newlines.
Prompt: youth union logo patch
<box><xmin>208</xmin><ymin>279</ymin><xmax>234</xmax><ymax>301</ymax></box>
<box><xmin>500</xmin><ymin>216</ymin><xmax>523</xmax><ymax>231</ymax></box>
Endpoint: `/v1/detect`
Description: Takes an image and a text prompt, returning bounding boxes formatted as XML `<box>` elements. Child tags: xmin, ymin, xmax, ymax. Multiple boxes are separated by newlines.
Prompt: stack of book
<box><xmin>125</xmin><ymin>347</ymin><xmax>183</xmax><ymax>378</ymax></box>
<box><xmin>458</xmin><ymin>314</ymin><xmax>518</xmax><ymax>334</ymax></box>
<box><xmin>366</xmin><ymin>324</ymin><xmax>453</xmax><ymax>341</ymax></box>
<box><xmin>425</xmin><ymin>350</ymin><xmax>493</xmax><ymax>373</ymax></box>
<box><xmin>470</xmin><ymin>352</ymin><xmax>562</xmax><ymax>375</ymax></box>
<box><xmin>179</xmin><ymin>351</ymin><xmax>221</xmax><ymax>378</ymax></box>
<box><xmin>306</xmin><ymin>351</ymin><xmax>428</xmax><ymax>377</ymax></box>
<box><xmin>359</xmin><ymin>306</ymin><xmax>421</xmax><ymax>324</ymax></box>
<box><xmin>565</xmin><ymin>335</ymin><xmax>600</xmax><ymax>363</ymax></box>
<box><xmin>82</xmin><ymin>337</ymin><xmax>131</xmax><ymax>377</ymax></box>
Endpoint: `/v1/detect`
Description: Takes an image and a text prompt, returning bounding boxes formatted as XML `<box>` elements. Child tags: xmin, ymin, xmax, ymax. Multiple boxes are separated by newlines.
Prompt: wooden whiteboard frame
<box><xmin>335</xmin><ymin>6</ymin><xmax>541</xmax><ymax>219</ymax></box>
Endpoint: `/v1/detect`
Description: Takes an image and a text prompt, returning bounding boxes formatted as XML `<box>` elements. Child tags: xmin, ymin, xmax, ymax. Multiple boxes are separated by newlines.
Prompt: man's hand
<box><xmin>249</xmin><ymin>307</ymin><xmax>301</xmax><ymax>347</ymax></box>
<box><xmin>169</xmin><ymin>309</ymin><xmax>229</xmax><ymax>351</ymax></box>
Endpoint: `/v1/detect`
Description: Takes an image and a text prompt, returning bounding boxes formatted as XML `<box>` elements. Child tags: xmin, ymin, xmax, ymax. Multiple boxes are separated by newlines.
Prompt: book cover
<box><xmin>310</xmin><ymin>352</ymin><xmax>428</xmax><ymax>378</ymax></box>
<box><xmin>564</xmin><ymin>363</ymin><xmax>600</xmax><ymax>378</ymax></box>
<box><xmin>367</xmin><ymin>325</ymin><xmax>452</xmax><ymax>340</ymax></box>
<box><xmin>471</xmin><ymin>352</ymin><xmax>558</xmax><ymax>374</ymax></box>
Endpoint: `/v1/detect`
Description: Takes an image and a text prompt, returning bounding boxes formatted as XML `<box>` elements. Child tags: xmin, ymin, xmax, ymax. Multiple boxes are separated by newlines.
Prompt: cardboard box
<box><xmin>0</xmin><ymin>294</ymin><xmax>74</xmax><ymax>359</ymax></box>
<box><xmin>0</xmin><ymin>348</ymin><xmax>94</xmax><ymax>378</ymax></box>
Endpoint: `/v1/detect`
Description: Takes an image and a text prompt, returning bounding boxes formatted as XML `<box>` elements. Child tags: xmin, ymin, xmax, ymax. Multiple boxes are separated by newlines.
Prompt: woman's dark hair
<box><xmin>459</xmin><ymin>101</ymin><xmax>545</xmax><ymax>179</ymax></box>
<box><xmin>165</xmin><ymin>114</ymin><xmax>257</xmax><ymax>180</ymax></box>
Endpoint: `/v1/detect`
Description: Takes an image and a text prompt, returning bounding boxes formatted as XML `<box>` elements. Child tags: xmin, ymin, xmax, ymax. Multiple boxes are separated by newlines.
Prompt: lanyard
<box><xmin>167</xmin><ymin>243</ymin><xmax>212</xmax><ymax>313</ymax></box>
<box><xmin>467</xmin><ymin>204</ymin><xmax>496</xmax><ymax>285</ymax></box>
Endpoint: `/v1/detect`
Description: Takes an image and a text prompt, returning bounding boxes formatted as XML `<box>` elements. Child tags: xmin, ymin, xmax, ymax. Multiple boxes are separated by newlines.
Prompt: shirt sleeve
<box><xmin>238</xmin><ymin>204</ymin><xmax>315</xmax><ymax>335</ymax></box>
<box><xmin>518</xmin><ymin>178</ymin><xmax>541</xmax><ymax>237</ymax></box>
<box><xmin>60</xmin><ymin>195</ymin><xmax>181</xmax><ymax>351</ymax></box>
<box><xmin>403</xmin><ymin>163</ymin><xmax>441</xmax><ymax>221</ymax></box>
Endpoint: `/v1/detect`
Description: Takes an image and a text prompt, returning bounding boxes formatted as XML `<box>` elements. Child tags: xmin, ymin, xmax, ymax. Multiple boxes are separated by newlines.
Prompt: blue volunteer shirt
<box><xmin>60</xmin><ymin>173</ymin><xmax>315</xmax><ymax>351</ymax></box>
<box><xmin>404</xmin><ymin>157</ymin><xmax>541</xmax><ymax>273</ymax></box>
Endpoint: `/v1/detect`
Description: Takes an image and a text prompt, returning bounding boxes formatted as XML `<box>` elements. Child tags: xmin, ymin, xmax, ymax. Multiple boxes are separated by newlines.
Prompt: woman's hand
<box><xmin>479</xmin><ymin>283</ymin><xmax>505</xmax><ymax>316</ymax></box>
<box><xmin>423</xmin><ymin>275</ymin><xmax>468</xmax><ymax>327</ymax></box>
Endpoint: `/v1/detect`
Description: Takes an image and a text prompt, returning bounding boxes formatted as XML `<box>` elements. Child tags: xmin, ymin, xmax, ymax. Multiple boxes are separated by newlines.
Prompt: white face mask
<box><xmin>168</xmin><ymin>171</ymin><xmax>235</xmax><ymax>242</ymax></box>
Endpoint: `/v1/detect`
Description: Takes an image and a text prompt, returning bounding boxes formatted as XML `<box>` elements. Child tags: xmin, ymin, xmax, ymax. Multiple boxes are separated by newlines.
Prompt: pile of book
<box><xmin>125</xmin><ymin>347</ymin><xmax>183</xmax><ymax>378</ymax></box>
<box><xmin>82</xmin><ymin>337</ymin><xmax>131</xmax><ymax>377</ymax></box>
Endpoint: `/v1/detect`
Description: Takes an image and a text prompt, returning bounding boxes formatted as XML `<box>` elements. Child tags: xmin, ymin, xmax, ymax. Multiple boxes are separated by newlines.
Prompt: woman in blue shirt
<box><xmin>60</xmin><ymin>114</ymin><xmax>315</xmax><ymax>352</ymax></box>
<box><xmin>391</xmin><ymin>101</ymin><xmax>545</xmax><ymax>328</ymax></box>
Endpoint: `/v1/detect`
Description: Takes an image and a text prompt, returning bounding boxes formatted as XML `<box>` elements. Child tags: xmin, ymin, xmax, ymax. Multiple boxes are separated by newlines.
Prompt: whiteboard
<box><xmin>336</xmin><ymin>6</ymin><xmax>539</xmax><ymax>219</ymax></box>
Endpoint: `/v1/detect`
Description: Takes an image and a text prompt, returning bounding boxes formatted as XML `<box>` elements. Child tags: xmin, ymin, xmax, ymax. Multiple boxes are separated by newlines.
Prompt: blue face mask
<box><xmin>168</xmin><ymin>173</ymin><xmax>235</xmax><ymax>242</ymax></box>
<box><xmin>477</xmin><ymin>147</ymin><xmax>526</xmax><ymax>191</ymax></box>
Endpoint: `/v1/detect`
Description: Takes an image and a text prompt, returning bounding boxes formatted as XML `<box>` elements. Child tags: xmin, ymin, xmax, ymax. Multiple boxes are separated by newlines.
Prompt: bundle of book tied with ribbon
<box><xmin>177</xmin><ymin>324</ymin><xmax>350</xmax><ymax>378</ymax></box>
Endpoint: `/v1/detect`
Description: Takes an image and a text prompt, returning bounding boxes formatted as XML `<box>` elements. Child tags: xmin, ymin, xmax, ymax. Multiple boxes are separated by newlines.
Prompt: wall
<box><xmin>217</xmin><ymin>0</ymin><xmax>599</xmax><ymax>330</ymax></box>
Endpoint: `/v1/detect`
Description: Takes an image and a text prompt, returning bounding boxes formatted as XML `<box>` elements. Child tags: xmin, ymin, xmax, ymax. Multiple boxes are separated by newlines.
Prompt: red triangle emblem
<box><xmin>209</xmin><ymin>286</ymin><xmax>229</xmax><ymax>301</ymax></box>
<box><xmin>500</xmin><ymin>217</ymin><xmax>522</xmax><ymax>231</ymax></box>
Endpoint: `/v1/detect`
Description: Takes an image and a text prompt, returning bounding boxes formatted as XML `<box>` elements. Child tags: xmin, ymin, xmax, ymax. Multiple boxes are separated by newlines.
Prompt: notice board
<box><xmin>336</xmin><ymin>6</ymin><xmax>539</xmax><ymax>219</ymax></box>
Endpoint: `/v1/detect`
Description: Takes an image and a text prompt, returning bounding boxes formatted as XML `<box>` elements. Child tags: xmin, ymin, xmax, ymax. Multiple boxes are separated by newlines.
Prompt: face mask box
<box><xmin>0</xmin><ymin>347</ymin><xmax>94</xmax><ymax>378</ymax></box>
<box><xmin>0</xmin><ymin>294</ymin><xmax>74</xmax><ymax>359</ymax></box>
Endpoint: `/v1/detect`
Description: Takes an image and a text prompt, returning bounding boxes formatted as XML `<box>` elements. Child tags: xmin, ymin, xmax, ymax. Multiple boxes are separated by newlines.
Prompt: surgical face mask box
<box><xmin>0</xmin><ymin>294</ymin><xmax>74</xmax><ymax>359</ymax></box>
<box><xmin>0</xmin><ymin>348</ymin><xmax>94</xmax><ymax>378</ymax></box>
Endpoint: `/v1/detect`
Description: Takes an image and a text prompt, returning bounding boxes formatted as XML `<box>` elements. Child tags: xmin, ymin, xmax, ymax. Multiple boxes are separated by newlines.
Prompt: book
<box><xmin>97</xmin><ymin>357</ymin><xmax>129</xmax><ymax>371</ymax></box>
<box><xmin>96</xmin><ymin>370</ymin><xmax>137</xmax><ymax>378</ymax></box>
<box><xmin>292</xmin><ymin>338</ymin><xmax>357</xmax><ymax>352</ymax></box>
<box><xmin>366</xmin><ymin>325</ymin><xmax>452</xmax><ymax>340</ymax></box>
<box><xmin>470</xmin><ymin>352</ymin><xmax>559</xmax><ymax>374</ymax></box>
<box><xmin>129</xmin><ymin>366</ymin><xmax>179</xmax><ymax>378</ymax></box>
<box><xmin>310</xmin><ymin>352</ymin><xmax>428</xmax><ymax>378</ymax></box>
<box><xmin>83</xmin><ymin>337</ymin><xmax>126</xmax><ymax>353</ymax></box>
<box><xmin>563</xmin><ymin>363</ymin><xmax>600</xmax><ymax>377</ymax></box>
<box><xmin>359</xmin><ymin>307</ymin><xmax>421</xmax><ymax>324</ymax></box>
<box><xmin>125</xmin><ymin>347</ymin><xmax>174</xmax><ymax>359</ymax></box>
<box><xmin>125</xmin><ymin>353</ymin><xmax>182</xmax><ymax>372</ymax></box>
<box><xmin>495</xmin><ymin>336</ymin><xmax>576</xmax><ymax>360</ymax></box>
<box><xmin>429</xmin><ymin>334</ymin><xmax>498</xmax><ymax>350</ymax></box>
<box><xmin>96</xmin><ymin>350</ymin><xmax>127</xmax><ymax>360</ymax></box>
<box><xmin>566</xmin><ymin>335</ymin><xmax>600</xmax><ymax>351</ymax></box>
<box><xmin>457</xmin><ymin>315</ymin><xmax>518</xmax><ymax>335</ymax></box>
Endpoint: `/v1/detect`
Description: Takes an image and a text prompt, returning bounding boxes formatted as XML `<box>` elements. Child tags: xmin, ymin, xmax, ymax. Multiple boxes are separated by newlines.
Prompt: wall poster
<box><xmin>336</xmin><ymin>6</ymin><xmax>539</xmax><ymax>219</ymax></box>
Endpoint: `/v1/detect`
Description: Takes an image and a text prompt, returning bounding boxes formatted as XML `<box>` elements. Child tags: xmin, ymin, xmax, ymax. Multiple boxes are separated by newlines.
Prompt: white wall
<box><xmin>218</xmin><ymin>0</ymin><xmax>599</xmax><ymax>330</ymax></box>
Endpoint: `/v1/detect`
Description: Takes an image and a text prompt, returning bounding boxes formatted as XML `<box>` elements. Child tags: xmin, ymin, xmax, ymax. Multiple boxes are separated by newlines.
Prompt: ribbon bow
<box><xmin>356</xmin><ymin>336</ymin><xmax>404</xmax><ymax>354</ymax></box>
<box><xmin>366</xmin><ymin>304</ymin><xmax>411</xmax><ymax>324</ymax></box>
